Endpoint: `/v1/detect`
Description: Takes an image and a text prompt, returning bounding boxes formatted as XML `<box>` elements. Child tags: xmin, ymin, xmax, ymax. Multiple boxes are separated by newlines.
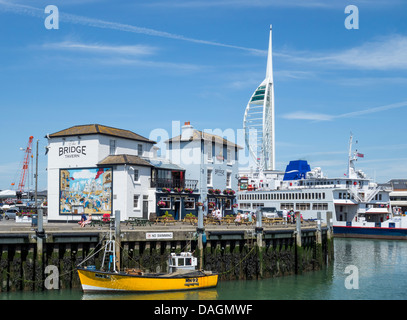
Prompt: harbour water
<box><xmin>1</xmin><ymin>238</ymin><xmax>406</xmax><ymax>300</ymax></box>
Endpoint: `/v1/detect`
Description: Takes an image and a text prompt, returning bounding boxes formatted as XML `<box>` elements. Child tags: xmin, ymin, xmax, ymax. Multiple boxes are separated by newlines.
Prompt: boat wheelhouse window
<box><xmin>178</xmin><ymin>258</ymin><xmax>184</xmax><ymax>266</ymax></box>
<box><xmin>186</xmin><ymin>258</ymin><xmax>192</xmax><ymax>266</ymax></box>
<box><xmin>172</xmin><ymin>258</ymin><xmax>176</xmax><ymax>266</ymax></box>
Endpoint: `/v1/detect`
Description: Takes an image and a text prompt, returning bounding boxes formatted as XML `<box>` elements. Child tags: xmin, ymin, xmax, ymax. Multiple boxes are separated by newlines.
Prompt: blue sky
<box><xmin>0</xmin><ymin>0</ymin><xmax>407</xmax><ymax>191</ymax></box>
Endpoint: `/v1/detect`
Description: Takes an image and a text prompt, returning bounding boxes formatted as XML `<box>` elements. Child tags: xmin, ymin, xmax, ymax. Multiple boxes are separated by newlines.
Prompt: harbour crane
<box><xmin>12</xmin><ymin>136</ymin><xmax>34</xmax><ymax>198</ymax></box>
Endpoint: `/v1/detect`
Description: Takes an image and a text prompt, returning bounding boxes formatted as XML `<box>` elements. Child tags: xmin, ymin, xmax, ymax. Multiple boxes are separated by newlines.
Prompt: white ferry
<box><xmin>237</xmin><ymin>136</ymin><xmax>407</xmax><ymax>240</ymax></box>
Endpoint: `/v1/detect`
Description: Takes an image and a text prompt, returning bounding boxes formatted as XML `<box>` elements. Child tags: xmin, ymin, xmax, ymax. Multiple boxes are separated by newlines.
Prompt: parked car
<box><xmin>258</xmin><ymin>207</ymin><xmax>281</xmax><ymax>219</ymax></box>
<box><xmin>4</xmin><ymin>208</ymin><xmax>19</xmax><ymax>220</ymax></box>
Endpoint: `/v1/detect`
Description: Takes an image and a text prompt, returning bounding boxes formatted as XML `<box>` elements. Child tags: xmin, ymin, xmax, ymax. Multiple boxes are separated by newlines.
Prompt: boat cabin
<box><xmin>168</xmin><ymin>252</ymin><xmax>197</xmax><ymax>273</ymax></box>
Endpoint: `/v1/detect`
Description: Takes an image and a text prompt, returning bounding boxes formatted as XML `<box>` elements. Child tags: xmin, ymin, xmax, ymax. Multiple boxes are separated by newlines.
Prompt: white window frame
<box><xmin>137</xmin><ymin>144</ymin><xmax>143</xmax><ymax>157</ymax></box>
<box><xmin>227</xmin><ymin>148</ymin><xmax>233</xmax><ymax>165</ymax></box>
<box><xmin>160</xmin><ymin>197</ymin><xmax>171</xmax><ymax>210</ymax></box>
<box><xmin>184</xmin><ymin>197</ymin><xmax>196</xmax><ymax>210</ymax></box>
<box><xmin>206</xmin><ymin>142</ymin><xmax>213</xmax><ymax>163</ymax></box>
<box><xmin>109</xmin><ymin>139</ymin><xmax>116</xmax><ymax>155</ymax></box>
<box><xmin>226</xmin><ymin>171</ymin><xmax>232</xmax><ymax>188</ymax></box>
<box><xmin>207</xmin><ymin>169</ymin><xmax>213</xmax><ymax>186</ymax></box>
<box><xmin>133</xmin><ymin>169</ymin><xmax>140</xmax><ymax>183</ymax></box>
<box><xmin>133</xmin><ymin>194</ymin><xmax>140</xmax><ymax>209</ymax></box>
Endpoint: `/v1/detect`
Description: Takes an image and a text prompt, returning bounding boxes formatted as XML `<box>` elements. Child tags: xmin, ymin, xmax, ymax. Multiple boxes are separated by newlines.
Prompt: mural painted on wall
<box><xmin>59</xmin><ymin>167</ymin><xmax>112</xmax><ymax>215</ymax></box>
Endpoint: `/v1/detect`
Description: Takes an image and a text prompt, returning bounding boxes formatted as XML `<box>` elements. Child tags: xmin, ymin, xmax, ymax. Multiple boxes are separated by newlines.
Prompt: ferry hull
<box><xmin>77</xmin><ymin>268</ymin><xmax>218</xmax><ymax>293</ymax></box>
<box><xmin>333</xmin><ymin>226</ymin><xmax>407</xmax><ymax>240</ymax></box>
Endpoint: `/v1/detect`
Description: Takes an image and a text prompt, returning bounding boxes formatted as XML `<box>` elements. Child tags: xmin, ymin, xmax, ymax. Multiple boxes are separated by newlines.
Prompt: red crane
<box><xmin>16</xmin><ymin>136</ymin><xmax>34</xmax><ymax>193</ymax></box>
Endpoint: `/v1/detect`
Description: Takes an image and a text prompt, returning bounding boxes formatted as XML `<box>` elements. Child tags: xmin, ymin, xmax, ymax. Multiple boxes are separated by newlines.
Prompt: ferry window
<box><xmin>323</xmin><ymin>193</ymin><xmax>325</xmax><ymax>199</ymax></box>
<box><xmin>339</xmin><ymin>193</ymin><xmax>342</xmax><ymax>199</ymax></box>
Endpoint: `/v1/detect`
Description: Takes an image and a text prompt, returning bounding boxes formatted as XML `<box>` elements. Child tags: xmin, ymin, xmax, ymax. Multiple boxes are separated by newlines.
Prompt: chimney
<box><xmin>181</xmin><ymin>121</ymin><xmax>194</xmax><ymax>141</ymax></box>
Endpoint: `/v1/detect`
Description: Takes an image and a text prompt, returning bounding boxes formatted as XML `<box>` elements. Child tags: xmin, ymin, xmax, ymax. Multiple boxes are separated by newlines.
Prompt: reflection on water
<box><xmin>2</xmin><ymin>238</ymin><xmax>407</xmax><ymax>300</ymax></box>
<box><xmin>82</xmin><ymin>289</ymin><xmax>218</xmax><ymax>300</ymax></box>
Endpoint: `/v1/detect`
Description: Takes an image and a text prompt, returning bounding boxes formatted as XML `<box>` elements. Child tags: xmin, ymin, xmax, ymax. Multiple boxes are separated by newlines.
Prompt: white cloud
<box><xmin>0</xmin><ymin>1</ymin><xmax>264</xmax><ymax>55</ymax></box>
<box><xmin>43</xmin><ymin>41</ymin><xmax>157</xmax><ymax>56</ymax></box>
<box><xmin>281</xmin><ymin>100</ymin><xmax>407</xmax><ymax>121</ymax></box>
<box><xmin>280</xmin><ymin>34</ymin><xmax>407</xmax><ymax>70</ymax></box>
<box><xmin>281</xmin><ymin>111</ymin><xmax>334</xmax><ymax>121</ymax></box>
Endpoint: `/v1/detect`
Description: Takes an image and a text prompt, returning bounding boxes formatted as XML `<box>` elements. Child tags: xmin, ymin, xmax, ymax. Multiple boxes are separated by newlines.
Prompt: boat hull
<box><xmin>333</xmin><ymin>226</ymin><xmax>407</xmax><ymax>240</ymax></box>
<box><xmin>77</xmin><ymin>268</ymin><xmax>218</xmax><ymax>293</ymax></box>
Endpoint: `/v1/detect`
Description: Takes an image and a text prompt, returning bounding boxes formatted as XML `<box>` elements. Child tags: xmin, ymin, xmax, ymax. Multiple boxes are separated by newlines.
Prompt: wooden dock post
<box><xmin>326</xmin><ymin>211</ymin><xmax>333</xmax><ymax>240</ymax></box>
<box><xmin>316</xmin><ymin>211</ymin><xmax>322</xmax><ymax>244</ymax></box>
<box><xmin>114</xmin><ymin>210</ymin><xmax>121</xmax><ymax>271</ymax></box>
<box><xmin>295</xmin><ymin>211</ymin><xmax>302</xmax><ymax>247</ymax></box>
<box><xmin>197</xmin><ymin>205</ymin><xmax>204</xmax><ymax>270</ymax></box>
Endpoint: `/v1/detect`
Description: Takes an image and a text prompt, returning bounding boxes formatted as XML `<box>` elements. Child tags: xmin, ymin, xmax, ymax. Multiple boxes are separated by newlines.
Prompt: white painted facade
<box><xmin>46</xmin><ymin>126</ymin><xmax>156</xmax><ymax>222</ymax></box>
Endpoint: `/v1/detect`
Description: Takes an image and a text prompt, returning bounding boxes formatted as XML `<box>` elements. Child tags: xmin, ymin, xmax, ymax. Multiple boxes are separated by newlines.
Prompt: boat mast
<box><xmin>101</xmin><ymin>226</ymin><xmax>117</xmax><ymax>272</ymax></box>
<box><xmin>347</xmin><ymin>133</ymin><xmax>353</xmax><ymax>178</ymax></box>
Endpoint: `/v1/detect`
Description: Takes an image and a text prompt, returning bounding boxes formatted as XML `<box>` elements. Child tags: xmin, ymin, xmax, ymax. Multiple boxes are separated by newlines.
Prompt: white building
<box><xmin>46</xmin><ymin>124</ymin><xmax>157</xmax><ymax>222</ymax></box>
<box><xmin>164</xmin><ymin>121</ymin><xmax>242</xmax><ymax>217</ymax></box>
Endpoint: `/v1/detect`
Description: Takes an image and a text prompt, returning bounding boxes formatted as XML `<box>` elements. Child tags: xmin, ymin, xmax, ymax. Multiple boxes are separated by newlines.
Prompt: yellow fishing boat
<box><xmin>77</xmin><ymin>229</ymin><xmax>218</xmax><ymax>292</ymax></box>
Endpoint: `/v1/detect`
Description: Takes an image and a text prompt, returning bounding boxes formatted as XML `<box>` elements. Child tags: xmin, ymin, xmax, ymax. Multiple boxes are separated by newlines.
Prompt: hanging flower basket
<box><xmin>208</xmin><ymin>188</ymin><xmax>215</xmax><ymax>194</ymax></box>
<box><xmin>208</xmin><ymin>202</ymin><xmax>216</xmax><ymax>209</ymax></box>
<box><xmin>223</xmin><ymin>189</ymin><xmax>235</xmax><ymax>196</ymax></box>
<box><xmin>196</xmin><ymin>202</ymin><xmax>203</xmax><ymax>207</ymax></box>
<box><xmin>157</xmin><ymin>201</ymin><xmax>166</xmax><ymax>208</ymax></box>
<box><xmin>162</xmin><ymin>187</ymin><xmax>171</xmax><ymax>193</ymax></box>
<box><xmin>183</xmin><ymin>188</ymin><xmax>193</xmax><ymax>194</ymax></box>
<box><xmin>214</xmin><ymin>189</ymin><xmax>221</xmax><ymax>195</ymax></box>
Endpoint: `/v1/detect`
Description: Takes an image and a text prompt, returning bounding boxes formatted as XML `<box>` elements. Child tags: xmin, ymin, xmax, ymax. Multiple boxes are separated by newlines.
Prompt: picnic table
<box><xmin>204</xmin><ymin>217</ymin><xmax>222</xmax><ymax>225</ymax></box>
<box><xmin>262</xmin><ymin>217</ymin><xmax>283</xmax><ymax>225</ymax></box>
<box><xmin>182</xmin><ymin>216</ymin><xmax>198</xmax><ymax>225</ymax></box>
<box><xmin>126</xmin><ymin>217</ymin><xmax>151</xmax><ymax>228</ymax></box>
<box><xmin>155</xmin><ymin>216</ymin><xmax>176</xmax><ymax>226</ymax></box>
<box><xmin>90</xmin><ymin>217</ymin><xmax>115</xmax><ymax>228</ymax></box>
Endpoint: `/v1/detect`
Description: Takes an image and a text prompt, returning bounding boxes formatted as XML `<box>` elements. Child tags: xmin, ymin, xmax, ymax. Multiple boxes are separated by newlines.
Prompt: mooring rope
<box><xmin>218</xmin><ymin>246</ymin><xmax>257</xmax><ymax>275</ymax></box>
